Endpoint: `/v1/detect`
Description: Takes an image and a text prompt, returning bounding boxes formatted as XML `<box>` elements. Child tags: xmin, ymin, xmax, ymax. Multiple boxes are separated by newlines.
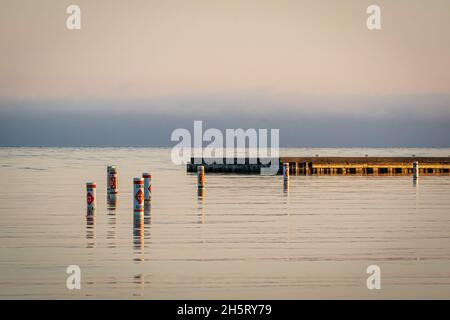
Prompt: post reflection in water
<box><xmin>107</xmin><ymin>194</ymin><xmax>117</xmax><ymax>210</ymax></box>
<box><xmin>107</xmin><ymin>209</ymin><xmax>117</xmax><ymax>249</ymax></box>
<box><xmin>132</xmin><ymin>205</ymin><xmax>152</xmax><ymax>294</ymax></box>
<box><xmin>144</xmin><ymin>203</ymin><xmax>152</xmax><ymax>243</ymax></box>
<box><xmin>86</xmin><ymin>210</ymin><xmax>95</xmax><ymax>249</ymax></box>
<box><xmin>413</xmin><ymin>177</ymin><xmax>420</xmax><ymax>210</ymax></box>
<box><xmin>133</xmin><ymin>211</ymin><xmax>144</xmax><ymax>258</ymax></box>
<box><xmin>283</xmin><ymin>179</ymin><xmax>290</xmax><ymax>194</ymax></box>
<box><xmin>133</xmin><ymin>273</ymin><xmax>145</xmax><ymax>296</ymax></box>
<box><xmin>413</xmin><ymin>177</ymin><xmax>419</xmax><ymax>189</ymax></box>
<box><xmin>197</xmin><ymin>187</ymin><xmax>205</xmax><ymax>224</ymax></box>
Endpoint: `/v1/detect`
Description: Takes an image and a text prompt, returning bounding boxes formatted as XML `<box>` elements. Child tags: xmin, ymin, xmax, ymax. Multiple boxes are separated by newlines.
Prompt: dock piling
<box><xmin>198</xmin><ymin>165</ymin><xmax>205</xmax><ymax>188</ymax></box>
<box><xmin>413</xmin><ymin>162</ymin><xmax>419</xmax><ymax>180</ymax></box>
<box><xmin>143</xmin><ymin>173</ymin><xmax>152</xmax><ymax>202</ymax></box>
<box><xmin>133</xmin><ymin>178</ymin><xmax>144</xmax><ymax>212</ymax></box>
<box><xmin>283</xmin><ymin>162</ymin><xmax>289</xmax><ymax>181</ymax></box>
<box><xmin>107</xmin><ymin>166</ymin><xmax>118</xmax><ymax>195</ymax></box>
<box><xmin>86</xmin><ymin>182</ymin><xmax>96</xmax><ymax>212</ymax></box>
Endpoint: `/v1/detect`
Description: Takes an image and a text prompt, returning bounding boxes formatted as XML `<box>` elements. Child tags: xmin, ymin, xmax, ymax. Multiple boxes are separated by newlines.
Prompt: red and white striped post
<box><xmin>133</xmin><ymin>178</ymin><xmax>144</xmax><ymax>212</ymax></box>
<box><xmin>197</xmin><ymin>165</ymin><xmax>205</xmax><ymax>188</ymax></box>
<box><xmin>107</xmin><ymin>166</ymin><xmax>118</xmax><ymax>195</ymax></box>
<box><xmin>86</xmin><ymin>182</ymin><xmax>96</xmax><ymax>212</ymax></box>
<box><xmin>143</xmin><ymin>173</ymin><xmax>152</xmax><ymax>202</ymax></box>
<box><xmin>283</xmin><ymin>162</ymin><xmax>289</xmax><ymax>181</ymax></box>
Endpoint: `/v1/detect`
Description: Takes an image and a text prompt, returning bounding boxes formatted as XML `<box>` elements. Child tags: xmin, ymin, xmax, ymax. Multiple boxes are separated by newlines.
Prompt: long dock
<box><xmin>187</xmin><ymin>157</ymin><xmax>450</xmax><ymax>175</ymax></box>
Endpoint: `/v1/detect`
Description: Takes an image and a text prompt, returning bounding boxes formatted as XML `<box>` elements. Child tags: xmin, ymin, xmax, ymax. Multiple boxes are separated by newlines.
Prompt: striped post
<box><xmin>198</xmin><ymin>165</ymin><xmax>205</xmax><ymax>188</ymax></box>
<box><xmin>86</xmin><ymin>182</ymin><xmax>96</xmax><ymax>212</ymax></box>
<box><xmin>133</xmin><ymin>178</ymin><xmax>144</xmax><ymax>212</ymax></box>
<box><xmin>143</xmin><ymin>173</ymin><xmax>152</xmax><ymax>202</ymax></box>
<box><xmin>107</xmin><ymin>166</ymin><xmax>118</xmax><ymax>195</ymax></box>
<box><xmin>283</xmin><ymin>162</ymin><xmax>289</xmax><ymax>181</ymax></box>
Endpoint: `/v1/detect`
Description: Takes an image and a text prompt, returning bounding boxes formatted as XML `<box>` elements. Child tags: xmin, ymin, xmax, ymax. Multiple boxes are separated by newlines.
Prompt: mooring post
<box><xmin>107</xmin><ymin>166</ymin><xmax>118</xmax><ymax>195</ymax></box>
<box><xmin>86</xmin><ymin>182</ymin><xmax>96</xmax><ymax>212</ymax></box>
<box><xmin>133</xmin><ymin>178</ymin><xmax>144</xmax><ymax>213</ymax></box>
<box><xmin>143</xmin><ymin>173</ymin><xmax>152</xmax><ymax>202</ymax></box>
<box><xmin>283</xmin><ymin>162</ymin><xmax>289</xmax><ymax>181</ymax></box>
<box><xmin>413</xmin><ymin>162</ymin><xmax>419</xmax><ymax>179</ymax></box>
<box><xmin>198</xmin><ymin>165</ymin><xmax>205</xmax><ymax>188</ymax></box>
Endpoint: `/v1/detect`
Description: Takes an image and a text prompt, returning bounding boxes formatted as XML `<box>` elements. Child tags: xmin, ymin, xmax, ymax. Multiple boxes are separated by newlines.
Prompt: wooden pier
<box><xmin>187</xmin><ymin>157</ymin><xmax>450</xmax><ymax>175</ymax></box>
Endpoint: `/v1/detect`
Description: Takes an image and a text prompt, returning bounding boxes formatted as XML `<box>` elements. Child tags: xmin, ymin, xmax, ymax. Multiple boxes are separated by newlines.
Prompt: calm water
<box><xmin>1</xmin><ymin>147</ymin><xmax>450</xmax><ymax>299</ymax></box>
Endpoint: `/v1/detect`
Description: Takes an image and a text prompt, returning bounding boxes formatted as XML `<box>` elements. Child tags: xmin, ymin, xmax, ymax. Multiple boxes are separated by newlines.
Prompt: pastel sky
<box><xmin>0</xmin><ymin>0</ymin><xmax>449</xmax><ymax>146</ymax></box>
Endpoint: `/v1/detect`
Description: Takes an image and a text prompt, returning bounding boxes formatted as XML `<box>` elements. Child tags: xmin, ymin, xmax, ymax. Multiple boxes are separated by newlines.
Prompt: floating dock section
<box><xmin>187</xmin><ymin>157</ymin><xmax>450</xmax><ymax>175</ymax></box>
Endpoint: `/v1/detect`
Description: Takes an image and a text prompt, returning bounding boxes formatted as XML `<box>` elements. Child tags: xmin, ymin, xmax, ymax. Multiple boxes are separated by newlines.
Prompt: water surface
<box><xmin>1</xmin><ymin>147</ymin><xmax>450</xmax><ymax>299</ymax></box>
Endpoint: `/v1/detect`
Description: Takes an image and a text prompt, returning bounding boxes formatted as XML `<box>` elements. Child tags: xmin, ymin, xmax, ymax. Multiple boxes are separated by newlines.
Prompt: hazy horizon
<box><xmin>1</xmin><ymin>0</ymin><xmax>449</xmax><ymax>147</ymax></box>
<box><xmin>1</xmin><ymin>94</ymin><xmax>450</xmax><ymax>147</ymax></box>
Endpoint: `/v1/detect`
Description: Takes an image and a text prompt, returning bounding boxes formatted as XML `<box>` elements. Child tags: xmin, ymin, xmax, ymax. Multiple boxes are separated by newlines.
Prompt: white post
<box><xmin>198</xmin><ymin>165</ymin><xmax>205</xmax><ymax>188</ymax></box>
<box><xmin>413</xmin><ymin>162</ymin><xmax>419</xmax><ymax>179</ymax></box>
<box><xmin>86</xmin><ymin>182</ymin><xmax>96</xmax><ymax>212</ymax></box>
<box><xmin>143</xmin><ymin>173</ymin><xmax>152</xmax><ymax>202</ymax></box>
<box><xmin>133</xmin><ymin>178</ymin><xmax>144</xmax><ymax>212</ymax></box>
